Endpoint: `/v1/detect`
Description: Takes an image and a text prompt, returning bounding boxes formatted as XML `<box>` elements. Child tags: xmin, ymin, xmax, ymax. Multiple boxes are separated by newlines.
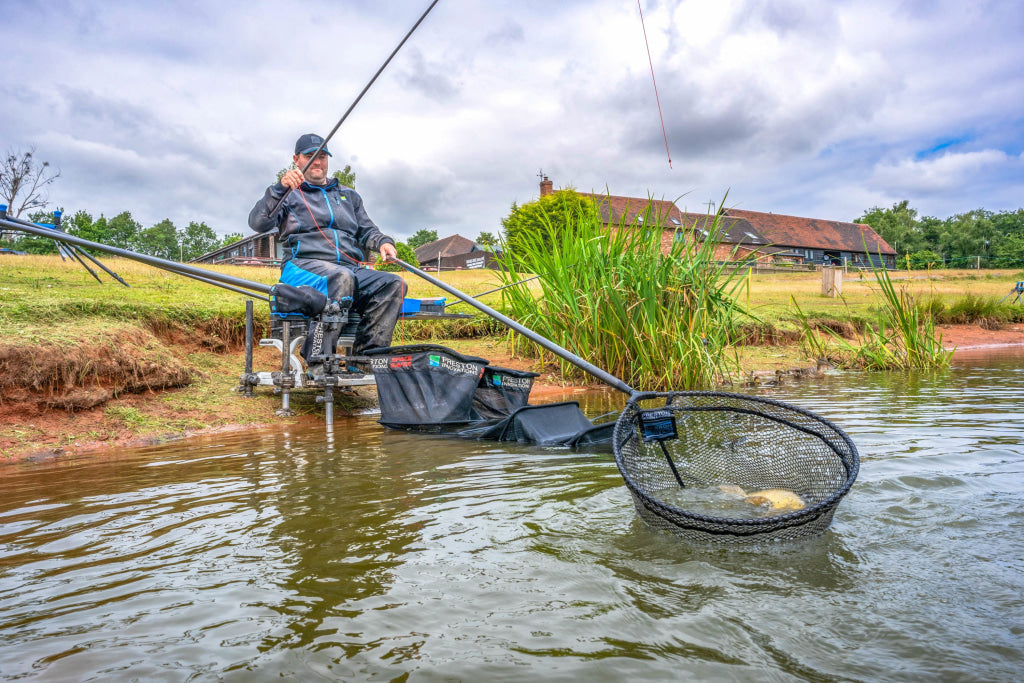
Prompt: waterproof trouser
<box><xmin>287</xmin><ymin>258</ymin><xmax>406</xmax><ymax>355</ymax></box>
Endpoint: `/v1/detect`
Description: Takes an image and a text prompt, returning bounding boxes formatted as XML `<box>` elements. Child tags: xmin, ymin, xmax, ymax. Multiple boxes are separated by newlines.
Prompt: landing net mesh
<box><xmin>612</xmin><ymin>392</ymin><xmax>859</xmax><ymax>544</ymax></box>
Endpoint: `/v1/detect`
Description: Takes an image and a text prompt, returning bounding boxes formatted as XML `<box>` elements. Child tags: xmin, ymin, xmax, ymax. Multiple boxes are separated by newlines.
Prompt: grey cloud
<box><xmin>396</xmin><ymin>48</ymin><xmax>462</xmax><ymax>102</ymax></box>
<box><xmin>358</xmin><ymin>160</ymin><xmax>461</xmax><ymax>235</ymax></box>
<box><xmin>733</xmin><ymin>0</ymin><xmax>839</xmax><ymax>37</ymax></box>
<box><xmin>3</xmin><ymin>0</ymin><xmax>1022</xmax><ymax>246</ymax></box>
<box><xmin>485</xmin><ymin>20</ymin><xmax>525</xmax><ymax>45</ymax></box>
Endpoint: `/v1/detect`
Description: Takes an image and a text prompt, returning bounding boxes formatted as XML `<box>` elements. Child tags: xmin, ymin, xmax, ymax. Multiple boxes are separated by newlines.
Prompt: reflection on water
<box><xmin>1</xmin><ymin>352</ymin><xmax>1023</xmax><ymax>680</ymax></box>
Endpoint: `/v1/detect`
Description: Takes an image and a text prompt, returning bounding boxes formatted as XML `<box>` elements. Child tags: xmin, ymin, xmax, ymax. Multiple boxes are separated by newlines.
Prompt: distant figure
<box><xmin>249</xmin><ymin>133</ymin><xmax>404</xmax><ymax>372</ymax></box>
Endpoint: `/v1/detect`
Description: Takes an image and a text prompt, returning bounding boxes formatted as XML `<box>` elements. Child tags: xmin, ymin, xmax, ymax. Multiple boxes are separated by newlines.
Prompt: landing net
<box><xmin>613</xmin><ymin>392</ymin><xmax>859</xmax><ymax>544</ymax></box>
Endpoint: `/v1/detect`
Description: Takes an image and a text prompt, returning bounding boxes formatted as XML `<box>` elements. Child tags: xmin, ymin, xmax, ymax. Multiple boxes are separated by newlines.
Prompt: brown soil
<box><xmin>2</xmin><ymin>323</ymin><xmax>1022</xmax><ymax>465</ymax></box>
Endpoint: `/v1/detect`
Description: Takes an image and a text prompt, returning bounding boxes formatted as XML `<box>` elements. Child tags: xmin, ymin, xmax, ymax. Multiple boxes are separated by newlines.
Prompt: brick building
<box><xmin>539</xmin><ymin>176</ymin><xmax>896</xmax><ymax>268</ymax></box>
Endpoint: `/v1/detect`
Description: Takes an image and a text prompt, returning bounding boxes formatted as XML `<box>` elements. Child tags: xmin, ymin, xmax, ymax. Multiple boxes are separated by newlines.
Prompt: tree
<box><xmin>937</xmin><ymin>209</ymin><xmax>995</xmax><ymax>266</ymax></box>
<box><xmin>500</xmin><ymin>189</ymin><xmax>600</xmax><ymax>257</ymax></box>
<box><xmin>220</xmin><ymin>233</ymin><xmax>243</xmax><ymax>247</ymax></box>
<box><xmin>179</xmin><ymin>221</ymin><xmax>221</xmax><ymax>261</ymax></box>
<box><xmin>13</xmin><ymin>208</ymin><xmax>63</xmax><ymax>254</ymax></box>
<box><xmin>908</xmin><ymin>249</ymin><xmax>945</xmax><ymax>269</ymax></box>
<box><xmin>135</xmin><ymin>219</ymin><xmax>179</xmax><ymax>259</ymax></box>
<box><xmin>990</xmin><ymin>209</ymin><xmax>1024</xmax><ymax>257</ymax></box>
<box><xmin>408</xmin><ymin>229</ymin><xmax>438</xmax><ymax>249</ymax></box>
<box><xmin>106</xmin><ymin>211</ymin><xmax>142</xmax><ymax>249</ymax></box>
<box><xmin>994</xmin><ymin>233</ymin><xmax>1024</xmax><ymax>267</ymax></box>
<box><xmin>72</xmin><ymin>214</ymin><xmax>111</xmax><ymax>245</ymax></box>
<box><xmin>0</xmin><ymin>147</ymin><xmax>60</xmax><ymax>218</ymax></box>
<box><xmin>332</xmin><ymin>165</ymin><xmax>356</xmax><ymax>188</ymax></box>
<box><xmin>856</xmin><ymin>200</ymin><xmax>924</xmax><ymax>255</ymax></box>
<box><xmin>374</xmin><ymin>241</ymin><xmax>418</xmax><ymax>272</ymax></box>
<box><xmin>476</xmin><ymin>231</ymin><xmax>498</xmax><ymax>250</ymax></box>
<box><xmin>64</xmin><ymin>210</ymin><xmax>95</xmax><ymax>237</ymax></box>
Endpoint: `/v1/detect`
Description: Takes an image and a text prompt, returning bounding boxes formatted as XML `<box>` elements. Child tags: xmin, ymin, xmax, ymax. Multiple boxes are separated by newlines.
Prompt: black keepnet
<box><xmin>364</xmin><ymin>345</ymin><xmax>614</xmax><ymax>447</ymax></box>
<box><xmin>364</xmin><ymin>345</ymin><xmax>489</xmax><ymax>428</ymax></box>
<box><xmin>473</xmin><ymin>366</ymin><xmax>541</xmax><ymax>419</ymax></box>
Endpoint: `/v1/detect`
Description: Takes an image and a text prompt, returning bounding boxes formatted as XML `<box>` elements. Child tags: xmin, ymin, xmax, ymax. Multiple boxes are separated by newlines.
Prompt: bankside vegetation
<box><xmin>497</xmin><ymin>194</ymin><xmax>1024</xmax><ymax>381</ymax></box>
<box><xmin>2</xmin><ymin>254</ymin><xmax>1024</xmax><ymax>419</ymax></box>
<box><xmin>496</xmin><ymin>196</ymin><xmax>751</xmax><ymax>391</ymax></box>
<box><xmin>794</xmin><ymin>267</ymin><xmax>954</xmax><ymax>370</ymax></box>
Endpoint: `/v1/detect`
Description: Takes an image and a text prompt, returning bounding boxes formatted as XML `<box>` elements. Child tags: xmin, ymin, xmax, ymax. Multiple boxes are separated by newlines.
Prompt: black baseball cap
<box><xmin>294</xmin><ymin>133</ymin><xmax>332</xmax><ymax>156</ymax></box>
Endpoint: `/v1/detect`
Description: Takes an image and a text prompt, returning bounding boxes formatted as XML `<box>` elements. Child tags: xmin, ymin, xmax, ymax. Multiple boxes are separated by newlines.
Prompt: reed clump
<box><xmin>494</xmin><ymin>196</ymin><xmax>749</xmax><ymax>390</ymax></box>
<box><xmin>795</xmin><ymin>267</ymin><xmax>953</xmax><ymax>370</ymax></box>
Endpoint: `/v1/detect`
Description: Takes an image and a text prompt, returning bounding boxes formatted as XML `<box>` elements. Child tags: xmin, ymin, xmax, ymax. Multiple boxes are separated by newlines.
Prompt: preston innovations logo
<box><xmin>499</xmin><ymin>376</ymin><xmax>533</xmax><ymax>390</ymax></box>
<box><xmin>439</xmin><ymin>356</ymin><xmax>482</xmax><ymax>376</ymax></box>
<box><xmin>492</xmin><ymin>374</ymin><xmax>503</xmax><ymax>386</ymax></box>
<box><xmin>429</xmin><ymin>355</ymin><xmax>440</xmax><ymax>367</ymax></box>
<box><xmin>371</xmin><ymin>357</ymin><xmax>389</xmax><ymax>371</ymax></box>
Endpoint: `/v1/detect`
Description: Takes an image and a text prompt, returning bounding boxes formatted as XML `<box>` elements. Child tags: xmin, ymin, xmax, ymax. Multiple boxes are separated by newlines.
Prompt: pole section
<box><xmin>268</xmin><ymin>0</ymin><xmax>441</xmax><ymax>217</ymax></box>
<box><xmin>1</xmin><ymin>217</ymin><xmax>272</xmax><ymax>295</ymax></box>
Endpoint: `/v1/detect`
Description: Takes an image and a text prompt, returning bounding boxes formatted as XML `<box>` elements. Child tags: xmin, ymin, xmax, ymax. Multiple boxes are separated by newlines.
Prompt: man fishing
<box><xmin>248</xmin><ymin>133</ymin><xmax>404</xmax><ymax>375</ymax></box>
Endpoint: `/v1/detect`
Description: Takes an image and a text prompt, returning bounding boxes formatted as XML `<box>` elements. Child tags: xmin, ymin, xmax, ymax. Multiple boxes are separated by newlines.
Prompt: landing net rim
<box><xmin>612</xmin><ymin>390</ymin><xmax>860</xmax><ymax>532</ymax></box>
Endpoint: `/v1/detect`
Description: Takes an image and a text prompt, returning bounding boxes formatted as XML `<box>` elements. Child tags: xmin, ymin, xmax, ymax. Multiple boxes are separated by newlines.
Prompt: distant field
<box><xmin>2</xmin><ymin>254</ymin><xmax>1022</xmax><ymax>333</ymax></box>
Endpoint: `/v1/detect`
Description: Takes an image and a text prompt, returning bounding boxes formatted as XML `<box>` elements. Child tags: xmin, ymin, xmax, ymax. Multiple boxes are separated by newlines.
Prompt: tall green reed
<box><xmin>494</xmin><ymin>196</ymin><xmax>750</xmax><ymax>390</ymax></box>
<box><xmin>794</xmin><ymin>266</ymin><xmax>952</xmax><ymax>370</ymax></box>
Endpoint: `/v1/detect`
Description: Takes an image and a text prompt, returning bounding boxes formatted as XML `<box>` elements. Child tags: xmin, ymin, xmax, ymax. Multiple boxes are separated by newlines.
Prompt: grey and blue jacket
<box><xmin>248</xmin><ymin>178</ymin><xmax>395</xmax><ymax>265</ymax></box>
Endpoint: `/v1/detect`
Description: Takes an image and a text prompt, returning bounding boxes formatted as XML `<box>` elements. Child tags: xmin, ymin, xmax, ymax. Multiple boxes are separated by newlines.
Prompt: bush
<box><xmin>374</xmin><ymin>241</ymin><xmax>418</xmax><ymax>272</ymax></box>
<box><xmin>500</xmin><ymin>189</ymin><xmax>600</xmax><ymax>263</ymax></box>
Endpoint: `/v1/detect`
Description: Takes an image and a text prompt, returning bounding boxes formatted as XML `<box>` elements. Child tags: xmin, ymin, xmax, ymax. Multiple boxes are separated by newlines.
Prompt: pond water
<box><xmin>1</xmin><ymin>352</ymin><xmax>1022</xmax><ymax>681</ymax></box>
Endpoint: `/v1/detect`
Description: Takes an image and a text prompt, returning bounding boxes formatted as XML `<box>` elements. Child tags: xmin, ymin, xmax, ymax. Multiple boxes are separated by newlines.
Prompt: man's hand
<box><xmin>280</xmin><ymin>169</ymin><xmax>305</xmax><ymax>190</ymax></box>
<box><xmin>380</xmin><ymin>243</ymin><xmax>398</xmax><ymax>263</ymax></box>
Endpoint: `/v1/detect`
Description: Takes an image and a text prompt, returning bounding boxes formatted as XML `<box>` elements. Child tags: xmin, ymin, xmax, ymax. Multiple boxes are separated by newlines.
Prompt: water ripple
<box><xmin>1</xmin><ymin>357</ymin><xmax>1023</xmax><ymax>680</ymax></box>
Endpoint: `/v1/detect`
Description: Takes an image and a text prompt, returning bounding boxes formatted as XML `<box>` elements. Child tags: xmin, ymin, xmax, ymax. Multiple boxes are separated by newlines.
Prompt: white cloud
<box><xmin>871</xmin><ymin>149</ymin><xmax>1016</xmax><ymax>194</ymax></box>
<box><xmin>1</xmin><ymin>0</ymin><xmax>1021</xmax><ymax>242</ymax></box>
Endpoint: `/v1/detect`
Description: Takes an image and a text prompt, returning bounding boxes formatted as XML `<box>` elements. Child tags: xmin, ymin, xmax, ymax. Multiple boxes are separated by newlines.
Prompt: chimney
<box><xmin>539</xmin><ymin>175</ymin><xmax>553</xmax><ymax>197</ymax></box>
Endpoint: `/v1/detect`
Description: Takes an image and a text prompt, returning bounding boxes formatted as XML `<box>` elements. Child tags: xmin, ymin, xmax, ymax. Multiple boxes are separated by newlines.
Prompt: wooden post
<box><xmin>822</xmin><ymin>267</ymin><xmax>842</xmax><ymax>297</ymax></box>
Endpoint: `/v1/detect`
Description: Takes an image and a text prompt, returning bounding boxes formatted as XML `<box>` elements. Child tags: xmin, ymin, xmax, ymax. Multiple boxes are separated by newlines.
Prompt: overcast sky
<box><xmin>3</xmin><ymin>0</ymin><xmax>1022</xmax><ymax>242</ymax></box>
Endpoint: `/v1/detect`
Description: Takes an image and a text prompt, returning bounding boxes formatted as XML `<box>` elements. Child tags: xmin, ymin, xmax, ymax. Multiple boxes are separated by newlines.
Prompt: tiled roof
<box><xmin>673</xmin><ymin>211</ymin><xmax>772</xmax><ymax>246</ymax></box>
<box><xmin>581</xmin><ymin>192</ymin><xmax>894</xmax><ymax>255</ymax></box>
<box><xmin>722</xmin><ymin>209</ymin><xmax>896</xmax><ymax>255</ymax></box>
<box><xmin>414</xmin><ymin>234</ymin><xmax>480</xmax><ymax>264</ymax></box>
<box><xmin>584</xmin><ymin>194</ymin><xmax>685</xmax><ymax>230</ymax></box>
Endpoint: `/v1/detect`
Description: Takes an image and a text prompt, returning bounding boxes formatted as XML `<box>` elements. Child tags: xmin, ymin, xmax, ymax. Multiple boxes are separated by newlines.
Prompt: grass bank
<box><xmin>3</xmin><ymin>254</ymin><xmax>1024</xmax><ymax>459</ymax></box>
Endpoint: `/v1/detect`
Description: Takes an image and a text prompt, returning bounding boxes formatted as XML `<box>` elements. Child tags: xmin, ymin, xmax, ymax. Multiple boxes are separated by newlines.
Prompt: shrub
<box><xmin>374</xmin><ymin>241</ymin><xmax>418</xmax><ymax>272</ymax></box>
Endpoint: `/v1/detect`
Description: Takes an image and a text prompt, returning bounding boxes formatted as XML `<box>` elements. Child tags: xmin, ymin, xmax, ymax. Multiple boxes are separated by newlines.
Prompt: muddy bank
<box><xmin>2</xmin><ymin>323</ymin><xmax>1023</xmax><ymax>464</ymax></box>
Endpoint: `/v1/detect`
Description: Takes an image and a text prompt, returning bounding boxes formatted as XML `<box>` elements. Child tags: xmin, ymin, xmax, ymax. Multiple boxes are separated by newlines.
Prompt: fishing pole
<box><xmin>444</xmin><ymin>275</ymin><xmax>541</xmax><ymax>308</ymax></box>
<box><xmin>269</xmin><ymin>0</ymin><xmax>441</xmax><ymax>218</ymax></box>
<box><xmin>1</xmin><ymin>218</ymin><xmax>272</xmax><ymax>296</ymax></box>
<box><xmin>64</xmin><ymin>244</ymin><xmax>104</xmax><ymax>283</ymax></box>
<box><xmin>393</xmin><ymin>258</ymin><xmax>635</xmax><ymax>396</ymax></box>
<box><xmin>70</xmin><ymin>244</ymin><xmax>131</xmax><ymax>287</ymax></box>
